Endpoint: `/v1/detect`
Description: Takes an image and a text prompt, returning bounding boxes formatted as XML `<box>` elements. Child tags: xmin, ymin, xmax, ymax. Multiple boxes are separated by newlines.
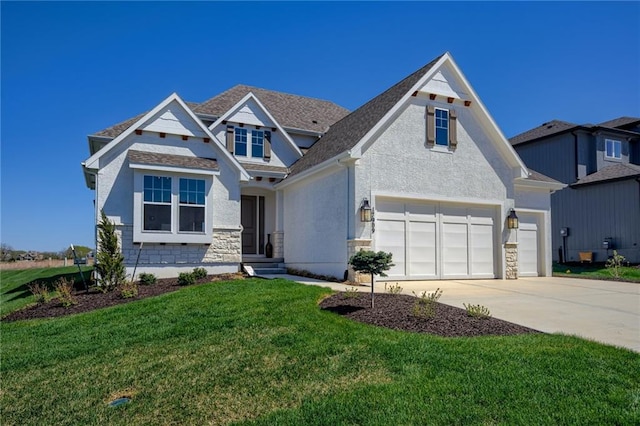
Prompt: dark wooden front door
<box><xmin>241</xmin><ymin>195</ymin><xmax>265</xmax><ymax>255</ymax></box>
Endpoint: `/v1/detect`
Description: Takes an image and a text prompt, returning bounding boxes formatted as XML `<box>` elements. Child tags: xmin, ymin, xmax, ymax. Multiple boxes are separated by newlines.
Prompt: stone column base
<box><xmin>505</xmin><ymin>242</ymin><xmax>518</xmax><ymax>279</ymax></box>
<box><xmin>347</xmin><ymin>239</ymin><xmax>372</xmax><ymax>283</ymax></box>
<box><xmin>272</xmin><ymin>231</ymin><xmax>284</xmax><ymax>259</ymax></box>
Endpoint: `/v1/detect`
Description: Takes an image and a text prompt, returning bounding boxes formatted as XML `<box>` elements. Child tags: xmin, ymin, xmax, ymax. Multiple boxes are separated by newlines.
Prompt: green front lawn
<box><xmin>0</xmin><ymin>266</ymin><xmax>93</xmax><ymax>316</ymax></box>
<box><xmin>2</xmin><ymin>278</ymin><xmax>638</xmax><ymax>425</ymax></box>
<box><xmin>553</xmin><ymin>262</ymin><xmax>640</xmax><ymax>282</ymax></box>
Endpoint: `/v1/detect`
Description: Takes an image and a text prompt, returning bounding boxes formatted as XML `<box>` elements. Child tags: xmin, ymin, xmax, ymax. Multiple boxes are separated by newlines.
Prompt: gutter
<box><xmin>275</xmin><ymin>150</ymin><xmax>354</xmax><ymax>189</ymax></box>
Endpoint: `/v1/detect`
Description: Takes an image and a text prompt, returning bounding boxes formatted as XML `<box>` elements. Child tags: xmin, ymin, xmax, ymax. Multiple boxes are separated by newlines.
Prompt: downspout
<box><xmin>572</xmin><ymin>131</ymin><xmax>579</xmax><ymax>181</ymax></box>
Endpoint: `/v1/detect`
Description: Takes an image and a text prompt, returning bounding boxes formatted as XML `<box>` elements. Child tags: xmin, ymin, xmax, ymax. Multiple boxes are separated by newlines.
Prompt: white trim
<box><xmin>348</xmin><ymin>53</ymin><xmax>529</xmax><ymax>178</ymax></box>
<box><xmin>208</xmin><ymin>92</ymin><xmax>304</xmax><ymax>158</ymax></box>
<box><xmin>605</xmin><ymin>138</ymin><xmax>622</xmax><ymax>159</ymax></box>
<box><xmin>133</xmin><ymin>170</ymin><xmax>214</xmax><ymax>244</ymax></box>
<box><xmin>129</xmin><ymin>162</ymin><xmax>220</xmax><ymax>176</ymax></box>
<box><xmin>82</xmin><ymin>92</ymin><xmax>250</xmax><ymax>182</ymax></box>
<box><xmin>371</xmin><ymin>190</ymin><xmax>504</xmax><ymax>207</ymax></box>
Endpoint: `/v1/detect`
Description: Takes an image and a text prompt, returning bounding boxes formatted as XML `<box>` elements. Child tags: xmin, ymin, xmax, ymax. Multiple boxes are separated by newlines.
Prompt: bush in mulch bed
<box><xmin>319</xmin><ymin>292</ymin><xmax>540</xmax><ymax>337</ymax></box>
<box><xmin>2</xmin><ymin>273</ymin><xmax>244</xmax><ymax>322</ymax></box>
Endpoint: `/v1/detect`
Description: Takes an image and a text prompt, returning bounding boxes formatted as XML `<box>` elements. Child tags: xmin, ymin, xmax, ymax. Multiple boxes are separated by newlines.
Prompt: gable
<box><xmin>140</xmin><ymin>101</ymin><xmax>208</xmax><ymax>137</ymax></box>
<box><xmin>83</xmin><ymin>93</ymin><xmax>250</xmax><ymax>183</ymax></box>
<box><xmin>418</xmin><ymin>68</ymin><xmax>469</xmax><ymax>100</ymax></box>
<box><xmin>225</xmin><ymin>98</ymin><xmax>276</xmax><ymax>128</ymax></box>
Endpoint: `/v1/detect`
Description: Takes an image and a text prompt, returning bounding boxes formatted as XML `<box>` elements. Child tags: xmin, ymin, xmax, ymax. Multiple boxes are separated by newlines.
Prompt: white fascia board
<box><xmin>444</xmin><ymin>54</ymin><xmax>529</xmax><ymax>175</ymax></box>
<box><xmin>82</xmin><ymin>164</ymin><xmax>97</xmax><ymax>190</ymax></box>
<box><xmin>275</xmin><ymin>150</ymin><xmax>353</xmax><ymax>189</ymax></box>
<box><xmin>129</xmin><ymin>162</ymin><xmax>220</xmax><ymax>176</ymax></box>
<box><xmin>82</xmin><ymin>93</ymin><xmax>250</xmax><ymax>182</ymax></box>
<box><xmin>350</xmin><ymin>55</ymin><xmax>449</xmax><ymax>157</ymax></box>
<box><xmin>514</xmin><ymin>178</ymin><xmax>567</xmax><ymax>192</ymax></box>
<box><xmin>207</xmin><ymin>92</ymin><xmax>304</xmax><ymax>158</ymax></box>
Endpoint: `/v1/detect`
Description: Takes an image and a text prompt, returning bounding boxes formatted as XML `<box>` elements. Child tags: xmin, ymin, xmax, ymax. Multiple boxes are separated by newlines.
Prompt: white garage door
<box><xmin>518</xmin><ymin>213</ymin><xmax>540</xmax><ymax>277</ymax></box>
<box><xmin>376</xmin><ymin>199</ymin><xmax>496</xmax><ymax>280</ymax></box>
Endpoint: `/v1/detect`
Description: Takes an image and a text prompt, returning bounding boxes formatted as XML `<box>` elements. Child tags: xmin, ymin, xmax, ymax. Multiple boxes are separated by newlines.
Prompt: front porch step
<box><xmin>241</xmin><ymin>258</ymin><xmax>286</xmax><ymax>277</ymax></box>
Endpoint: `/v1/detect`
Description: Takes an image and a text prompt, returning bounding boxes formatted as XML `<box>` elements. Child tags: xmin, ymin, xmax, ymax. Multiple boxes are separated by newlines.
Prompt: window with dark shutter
<box><xmin>226</xmin><ymin>125</ymin><xmax>234</xmax><ymax>153</ymax></box>
<box><xmin>263</xmin><ymin>130</ymin><xmax>272</xmax><ymax>160</ymax></box>
<box><xmin>449</xmin><ymin>109</ymin><xmax>458</xmax><ymax>148</ymax></box>
<box><xmin>426</xmin><ymin>105</ymin><xmax>435</xmax><ymax>145</ymax></box>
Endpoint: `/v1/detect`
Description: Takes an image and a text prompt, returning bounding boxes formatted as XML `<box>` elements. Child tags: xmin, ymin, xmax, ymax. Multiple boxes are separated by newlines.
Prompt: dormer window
<box><xmin>234</xmin><ymin>128</ymin><xmax>248</xmax><ymax>156</ymax></box>
<box><xmin>251</xmin><ymin>130</ymin><xmax>264</xmax><ymax>157</ymax></box>
<box><xmin>605</xmin><ymin>139</ymin><xmax>621</xmax><ymax>159</ymax></box>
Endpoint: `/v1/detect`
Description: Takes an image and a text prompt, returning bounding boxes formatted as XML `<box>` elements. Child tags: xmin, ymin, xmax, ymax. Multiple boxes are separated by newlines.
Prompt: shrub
<box><xmin>95</xmin><ymin>210</ymin><xmax>126</xmax><ymax>292</ymax></box>
<box><xmin>464</xmin><ymin>303</ymin><xmax>492</xmax><ymax>319</ymax></box>
<box><xmin>138</xmin><ymin>273</ymin><xmax>157</xmax><ymax>285</ymax></box>
<box><xmin>178</xmin><ymin>272</ymin><xmax>196</xmax><ymax>286</ymax></box>
<box><xmin>192</xmin><ymin>267</ymin><xmax>208</xmax><ymax>280</ymax></box>
<box><xmin>348</xmin><ymin>250</ymin><xmax>394</xmax><ymax>308</ymax></box>
<box><xmin>28</xmin><ymin>282</ymin><xmax>51</xmax><ymax>304</ymax></box>
<box><xmin>55</xmin><ymin>278</ymin><xmax>77</xmax><ymax>307</ymax></box>
<box><xmin>120</xmin><ymin>281</ymin><xmax>139</xmax><ymax>299</ymax></box>
<box><xmin>412</xmin><ymin>288</ymin><xmax>442</xmax><ymax>318</ymax></box>
<box><xmin>385</xmin><ymin>282</ymin><xmax>403</xmax><ymax>294</ymax></box>
<box><xmin>342</xmin><ymin>286</ymin><xmax>359</xmax><ymax>299</ymax></box>
<box><xmin>606</xmin><ymin>250</ymin><xmax>626</xmax><ymax>279</ymax></box>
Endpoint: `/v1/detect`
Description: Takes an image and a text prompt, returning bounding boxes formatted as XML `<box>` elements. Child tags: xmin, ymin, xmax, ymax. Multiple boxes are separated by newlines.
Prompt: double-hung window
<box><xmin>435</xmin><ymin>108</ymin><xmax>449</xmax><ymax>146</ymax></box>
<box><xmin>605</xmin><ymin>139</ymin><xmax>621</xmax><ymax>159</ymax></box>
<box><xmin>179</xmin><ymin>178</ymin><xmax>205</xmax><ymax>232</ymax></box>
<box><xmin>251</xmin><ymin>130</ymin><xmax>264</xmax><ymax>158</ymax></box>
<box><xmin>235</xmin><ymin>128</ymin><xmax>248</xmax><ymax>156</ymax></box>
<box><xmin>143</xmin><ymin>176</ymin><xmax>172</xmax><ymax>231</ymax></box>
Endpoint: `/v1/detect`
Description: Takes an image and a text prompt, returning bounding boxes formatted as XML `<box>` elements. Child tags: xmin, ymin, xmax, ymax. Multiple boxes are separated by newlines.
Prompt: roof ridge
<box><xmin>229</xmin><ymin>84</ymin><xmax>345</xmax><ymax>106</ymax></box>
<box><xmin>287</xmin><ymin>54</ymin><xmax>445</xmax><ymax>176</ymax></box>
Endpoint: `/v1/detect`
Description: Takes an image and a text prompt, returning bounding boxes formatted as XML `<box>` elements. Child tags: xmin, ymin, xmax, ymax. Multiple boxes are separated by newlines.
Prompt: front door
<box><xmin>241</xmin><ymin>195</ymin><xmax>265</xmax><ymax>255</ymax></box>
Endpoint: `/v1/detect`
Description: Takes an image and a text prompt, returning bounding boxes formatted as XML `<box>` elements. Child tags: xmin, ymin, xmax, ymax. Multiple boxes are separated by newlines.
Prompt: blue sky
<box><xmin>1</xmin><ymin>1</ymin><xmax>639</xmax><ymax>252</ymax></box>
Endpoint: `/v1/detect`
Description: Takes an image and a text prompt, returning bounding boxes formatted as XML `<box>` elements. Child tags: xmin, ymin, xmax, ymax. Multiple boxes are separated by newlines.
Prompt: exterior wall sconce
<box><xmin>360</xmin><ymin>198</ymin><xmax>372</xmax><ymax>222</ymax></box>
<box><xmin>507</xmin><ymin>209</ymin><xmax>519</xmax><ymax>229</ymax></box>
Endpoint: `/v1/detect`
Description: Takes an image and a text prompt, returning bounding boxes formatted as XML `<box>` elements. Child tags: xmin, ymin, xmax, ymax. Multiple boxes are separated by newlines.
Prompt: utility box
<box><xmin>560</xmin><ymin>228</ymin><xmax>569</xmax><ymax>237</ymax></box>
<box><xmin>602</xmin><ymin>238</ymin><xmax>613</xmax><ymax>250</ymax></box>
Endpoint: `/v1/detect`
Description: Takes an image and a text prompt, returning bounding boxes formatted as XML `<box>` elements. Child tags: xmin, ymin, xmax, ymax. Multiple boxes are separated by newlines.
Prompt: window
<box><xmin>605</xmin><ymin>139</ymin><xmax>621</xmax><ymax>159</ymax></box>
<box><xmin>235</xmin><ymin>128</ymin><xmax>248</xmax><ymax>156</ymax></box>
<box><xmin>179</xmin><ymin>178</ymin><xmax>205</xmax><ymax>232</ymax></box>
<box><xmin>143</xmin><ymin>176</ymin><xmax>172</xmax><ymax>231</ymax></box>
<box><xmin>435</xmin><ymin>108</ymin><xmax>449</xmax><ymax>146</ymax></box>
<box><xmin>251</xmin><ymin>130</ymin><xmax>264</xmax><ymax>158</ymax></box>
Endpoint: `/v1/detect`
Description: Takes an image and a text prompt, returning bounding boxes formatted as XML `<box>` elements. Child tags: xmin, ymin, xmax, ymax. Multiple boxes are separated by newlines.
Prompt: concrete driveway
<box><xmin>268</xmin><ymin>274</ymin><xmax>639</xmax><ymax>352</ymax></box>
<box><xmin>393</xmin><ymin>277</ymin><xmax>639</xmax><ymax>352</ymax></box>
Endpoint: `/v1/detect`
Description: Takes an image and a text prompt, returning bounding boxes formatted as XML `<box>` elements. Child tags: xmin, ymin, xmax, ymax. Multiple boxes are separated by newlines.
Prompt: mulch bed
<box><xmin>2</xmin><ymin>273</ymin><xmax>244</xmax><ymax>322</ymax></box>
<box><xmin>319</xmin><ymin>292</ymin><xmax>540</xmax><ymax>337</ymax></box>
<box><xmin>5</xmin><ymin>276</ymin><xmax>540</xmax><ymax>338</ymax></box>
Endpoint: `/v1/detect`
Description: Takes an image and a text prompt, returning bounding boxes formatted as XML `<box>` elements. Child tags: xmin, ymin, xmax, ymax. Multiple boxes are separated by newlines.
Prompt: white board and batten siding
<box><xmin>375</xmin><ymin>198</ymin><xmax>497</xmax><ymax>280</ymax></box>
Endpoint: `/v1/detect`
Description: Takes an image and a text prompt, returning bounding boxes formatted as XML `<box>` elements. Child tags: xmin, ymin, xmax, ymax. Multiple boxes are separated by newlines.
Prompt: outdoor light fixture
<box><xmin>507</xmin><ymin>209</ymin><xmax>519</xmax><ymax>229</ymax></box>
<box><xmin>360</xmin><ymin>198</ymin><xmax>372</xmax><ymax>222</ymax></box>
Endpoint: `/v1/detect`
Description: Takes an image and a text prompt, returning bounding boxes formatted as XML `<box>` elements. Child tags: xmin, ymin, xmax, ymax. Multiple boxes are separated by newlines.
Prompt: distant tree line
<box><xmin>1</xmin><ymin>243</ymin><xmax>92</xmax><ymax>262</ymax></box>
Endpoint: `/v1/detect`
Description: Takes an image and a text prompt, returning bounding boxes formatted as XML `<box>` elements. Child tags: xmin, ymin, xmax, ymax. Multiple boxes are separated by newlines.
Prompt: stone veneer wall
<box><xmin>504</xmin><ymin>242</ymin><xmax>518</xmax><ymax>279</ymax></box>
<box><xmin>346</xmin><ymin>239</ymin><xmax>372</xmax><ymax>283</ymax></box>
<box><xmin>116</xmin><ymin>225</ymin><xmax>241</xmax><ymax>265</ymax></box>
<box><xmin>272</xmin><ymin>231</ymin><xmax>284</xmax><ymax>259</ymax></box>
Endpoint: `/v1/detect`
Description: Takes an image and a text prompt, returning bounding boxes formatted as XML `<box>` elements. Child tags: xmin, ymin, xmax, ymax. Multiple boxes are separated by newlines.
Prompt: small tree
<box><xmin>95</xmin><ymin>210</ymin><xmax>126</xmax><ymax>292</ymax></box>
<box><xmin>348</xmin><ymin>250</ymin><xmax>394</xmax><ymax>309</ymax></box>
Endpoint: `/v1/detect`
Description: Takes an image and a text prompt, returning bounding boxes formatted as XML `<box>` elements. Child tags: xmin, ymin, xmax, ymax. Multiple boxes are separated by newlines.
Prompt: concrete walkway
<box><xmin>261</xmin><ymin>274</ymin><xmax>639</xmax><ymax>352</ymax></box>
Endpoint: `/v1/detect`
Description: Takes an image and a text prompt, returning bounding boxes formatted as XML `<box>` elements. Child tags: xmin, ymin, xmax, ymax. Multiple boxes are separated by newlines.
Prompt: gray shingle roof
<box><xmin>598</xmin><ymin>116</ymin><xmax>640</xmax><ymax>129</ymax></box>
<box><xmin>509</xmin><ymin>120</ymin><xmax>579</xmax><ymax>146</ymax></box>
<box><xmin>572</xmin><ymin>163</ymin><xmax>640</xmax><ymax>187</ymax></box>
<box><xmin>127</xmin><ymin>150</ymin><xmax>218</xmax><ymax>170</ymax></box>
<box><xmin>287</xmin><ymin>54</ymin><xmax>444</xmax><ymax>177</ymax></box>
<box><xmin>238</xmin><ymin>162</ymin><xmax>289</xmax><ymax>174</ymax></box>
<box><xmin>95</xmin><ymin>102</ymin><xmax>201</xmax><ymax>139</ymax></box>
<box><xmin>527</xmin><ymin>169</ymin><xmax>563</xmax><ymax>184</ymax></box>
<box><xmin>193</xmin><ymin>85</ymin><xmax>350</xmax><ymax>134</ymax></box>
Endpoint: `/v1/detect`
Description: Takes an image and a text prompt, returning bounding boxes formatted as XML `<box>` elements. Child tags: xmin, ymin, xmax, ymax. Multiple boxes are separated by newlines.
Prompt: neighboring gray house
<box><xmin>82</xmin><ymin>52</ymin><xmax>563</xmax><ymax>280</ymax></box>
<box><xmin>510</xmin><ymin>117</ymin><xmax>640</xmax><ymax>263</ymax></box>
